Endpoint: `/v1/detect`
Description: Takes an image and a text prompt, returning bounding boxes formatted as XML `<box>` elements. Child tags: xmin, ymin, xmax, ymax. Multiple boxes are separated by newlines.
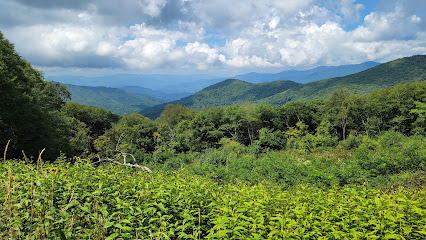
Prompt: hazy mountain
<box><xmin>234</xmin><ymin>61</ymin><xmax>380</xmax><ymax>84</ymax></box>
<box><xmin>66</xmin><ymin>84</ymin><xmax>165</xmax><ymax>115</ymax></box>
<box><xmin>48</xmin><ymin>62</ymin><xmax>378</xmax><ymax>94</ymax></box>
<box><xmin>49</xmin><ymin>74</ymin><xmax>224</xmax><ymax>94</ymax></box>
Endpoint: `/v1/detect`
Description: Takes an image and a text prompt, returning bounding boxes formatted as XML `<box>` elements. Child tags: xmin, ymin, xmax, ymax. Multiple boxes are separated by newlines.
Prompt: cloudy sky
<box><xmin>1</xmin><ymin>0</ymin><xmax>426</xmax><ymax>77</ymax></box>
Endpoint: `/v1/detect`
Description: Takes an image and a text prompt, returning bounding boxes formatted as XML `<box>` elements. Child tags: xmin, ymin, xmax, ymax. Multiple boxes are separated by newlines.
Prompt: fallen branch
<box><xmin>92</xmin><ymin>133</ymin><xmax>152</xmax><ymax>173</ymax></box>
<box><xmin>93</xmin><ymin>155</ymin><xmax>152</xmax><ymax>173</ymax></box>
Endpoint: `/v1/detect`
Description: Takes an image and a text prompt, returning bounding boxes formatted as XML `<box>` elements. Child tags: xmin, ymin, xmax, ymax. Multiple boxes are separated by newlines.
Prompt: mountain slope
<box><xmin>141</xmin><ymin>80</ymin><xmax>301</xmax><ymax>119</ymax></box>
<box><xmin>120</xmin><ymin>86</ymin><xmax>192</xmax><ymax>101</ymax></box>
<box><xmin>234</xmin><ymin>61</ymin><xmax>380</xmax><ymax>84</ymax></box>
<box><xmin>260</xmin><ymin>55</ymin><xmax>426</xmax><ymax>106</ymax></box>
<box><xmin>66</xmin><ymin>84</ymin><xmax>165</xmax><ymax>115</ymax></box>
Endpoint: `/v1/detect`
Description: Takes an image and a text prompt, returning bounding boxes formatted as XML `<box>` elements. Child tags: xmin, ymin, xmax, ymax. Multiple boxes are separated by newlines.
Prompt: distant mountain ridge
<box><xmin>48</xmin><ymin>61</ymin><xmax>379</xmax><ymax>94</ymax></box>
<box><xmin>49</xmin><ymin>74</ymin><xmax>223</xmax><ymax>94</ymax></box>
<box><xmin>234</xmin><ymin>61</ymin><xmax>380</xmax><ymax>83</ymax></box>
<box><xmin>66</xmin><ymin>84</ymin><xmax>165</xmax><ymax>115</ymax></box>
<box><xmin>141</xmin><ymin>55</ymin><xmax>426</xmax><ymax>119</ymax></box>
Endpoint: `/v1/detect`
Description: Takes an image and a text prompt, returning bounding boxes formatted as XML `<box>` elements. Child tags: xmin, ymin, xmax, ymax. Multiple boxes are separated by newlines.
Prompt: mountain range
<box><xmin>49</xmin><ymin>74</ymin><xmax>222</xmax><ymax>94</ymax></box>
<box><xmin>61</xmin><ymin>55</ymin><xmax>425</xmax><ymax>118</ymax></box>
<box><xmin>49</xmin><ymin>61</ymin><xmax>380</xmax><ymax>94</ymax></box>
<box><xmin>141</xmin><ymin>55</ymin><xmax>426</xmax><ymax>119</ymax></box>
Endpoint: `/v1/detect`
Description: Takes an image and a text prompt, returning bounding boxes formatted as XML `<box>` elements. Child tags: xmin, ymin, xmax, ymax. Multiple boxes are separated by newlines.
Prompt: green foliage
<box><xmin>61</xmin><ymin>102</ymin><xmax>119</xmax><ymax>139</ymax></box>
<box><xmin>60</xmin><ymin>102</ymin><xmax>120</xmax><ymax>158</ymax></box>
<box><xmin>354</xmin><ymin>131</ymin><xmax>426</xmax><ymax>178</ymax></box>
<box><xmin>255</xmin><ymin>128</ymin><xmax>286</xmax><ymax>151</ymax></box>
<box><xmin>173</xmin><ymin>131</ymin><xmax>425</xmax><ymax>189</ymax></box>
<box><xmin>95</xmin><ymin>113</ymin><xmax>157</xmax><ymax>157</ymax></box>
<box><xmin>0</xmin><ymin>31</ymin><xmax>71</xmax><ymax>159</ymax></box>
<box><xmin>1</xmin><ymin>160</ymin><xmax>425</xmax><ymax>239</ymax></box>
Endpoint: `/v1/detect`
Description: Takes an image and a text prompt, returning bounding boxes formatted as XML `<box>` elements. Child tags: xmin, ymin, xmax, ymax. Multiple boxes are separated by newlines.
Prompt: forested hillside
<box><xmin>120</xmin><ymin>86</ymin><xmax>191</xmax><ymax>101</ymax></box>
<box><xmin>66</xmin><ymin>84</ymin><xmax>165</xmax><ymax>115</ymax></box>
<box><xmin>262</xmin><ymin>55</ymin><xmax>426</xmax><ymax>106</ymax></box>
<box><xmin>141</xmin><ymin>80</ymin><xmax>301</xmax><ymax>119</ymax></box>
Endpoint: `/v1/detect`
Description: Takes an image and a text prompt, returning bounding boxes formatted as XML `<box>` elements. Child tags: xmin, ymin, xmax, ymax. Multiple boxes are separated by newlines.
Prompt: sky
<box><xmin>1</xmin><ymin>0</ymin><xmax>426</xmax><ymax>77</ymax></box>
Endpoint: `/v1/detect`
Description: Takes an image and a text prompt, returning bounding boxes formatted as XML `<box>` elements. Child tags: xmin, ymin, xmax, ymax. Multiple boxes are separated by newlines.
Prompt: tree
<box><xmin>410</xmin><ymin>101</ymin><xmax>426</xmax><ymax>134</ymax></box>
<box><xmin>0</xmin><ymin>31</ymin><xmax>71</xmax><ymax>160</ymax></box>
<box><xmin>275</xmin><ymin>101</ymin><xmax>319</xmax><ymax>133</ymax></box>
<box><xmin>60</xmin><ymin>103</ymin><xmax>119</xmax><ymax>158</ymax></box>
<box><xmin>94</xmin><ymin>113</ymin><xmax>157</xmax><ymax>158</ymax></box>
<box><xmin>156</xmin><ymin>104</ymin><xmax>195</xmax><ymax>150</ymax></box>
<box><xmin>61</xmin><ymin>102</ymin><xmax>119</xmax><ymax>138</ymax></box>
<box><xmin>320</xmin><ymin>89</ymin><xmax>351</xmax><ymax>140</ymax></box>
<box><xmin>189</xmin><ymin>107</ymin><xmax>224</xmax><ymax>151</ymax></box>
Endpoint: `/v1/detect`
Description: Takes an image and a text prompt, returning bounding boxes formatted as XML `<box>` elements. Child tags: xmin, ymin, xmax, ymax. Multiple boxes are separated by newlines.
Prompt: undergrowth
<box><xmin>1</xmin><ymin>159</ymin><xmax>425</xmax><ymax>239</ymax></box>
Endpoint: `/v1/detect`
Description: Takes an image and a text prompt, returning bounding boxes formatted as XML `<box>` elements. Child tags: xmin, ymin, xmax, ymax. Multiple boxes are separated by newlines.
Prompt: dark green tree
<box><xmin>156</xmin><ymin>104</ymin><xmax>196</xmax><ymax>152</ymax></box>
<box><xmin>0</xmin><ymin>32</ymin><xmax>70</xmax><ymax>160</ymax></box>
<box><xmin>94</xmin><ymin>113</ymin><xmax>157</xmax><ymax>158</ymax></box>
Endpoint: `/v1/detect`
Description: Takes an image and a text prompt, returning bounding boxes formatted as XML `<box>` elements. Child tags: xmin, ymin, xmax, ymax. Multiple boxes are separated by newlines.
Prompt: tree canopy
<box><xmin>0</xmin><ymin>31</ymin><xmax>70</xmax><ymax>159</ymax></box>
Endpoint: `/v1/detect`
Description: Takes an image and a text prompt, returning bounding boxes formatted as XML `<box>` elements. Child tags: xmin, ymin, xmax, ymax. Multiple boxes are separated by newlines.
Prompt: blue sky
<box><xmin>1</xmin><ymin>0</ymin><xmax>425</xmax><ymax>77</ymax></box>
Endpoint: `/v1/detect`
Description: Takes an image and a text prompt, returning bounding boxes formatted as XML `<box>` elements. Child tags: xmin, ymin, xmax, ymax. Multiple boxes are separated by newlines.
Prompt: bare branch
<box><xmin>93</xmin><ymin>156</ymin><xmax>152</xmax><ymax>173</ymax></box>
<box><xmin>115</xmin><ymin>132</ymin><xmax>125</xmax><ymax>152</ymax></box>
<box><xmin>4</xmin><ymin>140</ymin><xmax>10</xmax><ymax>161</ymax></box>
<box><xmin>93</xmin><ymin>134</ymin><xmax>152</xmax><ymax>173</ymax></box>
<box><xmin>22</xmin><ymin>150</ymin><xmax>29</xmax><ymax>163</ymax></box>
<box><xmin>37</xmin><ymin>148</ymin><xmax>45</xmax><ymax>165</ymax></box>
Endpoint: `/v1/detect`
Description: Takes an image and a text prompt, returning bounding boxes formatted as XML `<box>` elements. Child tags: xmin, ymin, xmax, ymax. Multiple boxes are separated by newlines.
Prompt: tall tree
<box><xmin>0</xmin><ymin>32</ymin><xmax>70</xmax><ymax>159</ymax></box>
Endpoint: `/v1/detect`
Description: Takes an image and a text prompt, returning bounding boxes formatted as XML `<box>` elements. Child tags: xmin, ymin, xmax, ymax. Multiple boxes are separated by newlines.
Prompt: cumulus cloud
<box><xmin>352</xmin><ymin>3</ymin><xmax>423</xmax><ymax>41</ymax></box>
<box><xmin>0</xmin><ymin>0</ymin><xmax>425</xmax><ymax>74</ymax></box>
<box><xmin>138</xmin><ymin>0</ymin><xmax>169</xmax><ymax>17</ymax></box>
<box><xmin>340</xmin><ymin>0</ymin><xmax>365</xmax><ymax>22</ymax></box>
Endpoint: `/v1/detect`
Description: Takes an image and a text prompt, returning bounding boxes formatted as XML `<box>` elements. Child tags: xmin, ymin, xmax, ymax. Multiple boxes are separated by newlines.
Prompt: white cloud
<box><xmin>340</xmin><ymin>0</ymin><xmax>365</xmax><ymax>22</ymax></box>
<box><xmin>271</xmin><ymin>0</ymin><xmax>316</xmax><ymax>15</ymax></box>
<box><xmin>352</xmin><ymin>4</ymin><xmax>422</xmax><ymax>41</ymax></box>
<box><xmin>138</xmin><ymin>0</ymin><xmax>169</xmax><ymax>17</ymax></box>
<box><xmin>1</xmin><ymin>0</ymin><xmax>425</xmax><ymax>75</ymax></box>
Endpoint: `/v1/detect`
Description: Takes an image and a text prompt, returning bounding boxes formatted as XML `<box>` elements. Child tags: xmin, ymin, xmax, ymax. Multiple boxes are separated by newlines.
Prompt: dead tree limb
<box><xmin>4</xmin><ymin>140</ymin><xmax>10</xmax><ymax>161</ymax></box>
<box><xmin>92</xmin><ymin>133</ymin><xmax>152</xmax><ymax>173</ymax></box>
<box><xmin>93</xmin><ymin>155</ymin><xmax>152</xmax><ymax>173</ymax></box>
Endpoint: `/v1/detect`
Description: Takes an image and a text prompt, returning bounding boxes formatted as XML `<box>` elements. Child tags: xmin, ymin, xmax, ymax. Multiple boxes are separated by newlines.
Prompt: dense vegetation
<box><xmin>1</xmin><ymin>31</ymin><xmax>425</xmax><ymax>239</ymax></box>
<box><xmin>1</xmin><ymin>160</ymin><xmax>425</xmax><ymax>239</ymax></box>
<box><xmin>65</xmin><ymin>84</ymin><xmax>165</xmax><ymax>115</ymax></box>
